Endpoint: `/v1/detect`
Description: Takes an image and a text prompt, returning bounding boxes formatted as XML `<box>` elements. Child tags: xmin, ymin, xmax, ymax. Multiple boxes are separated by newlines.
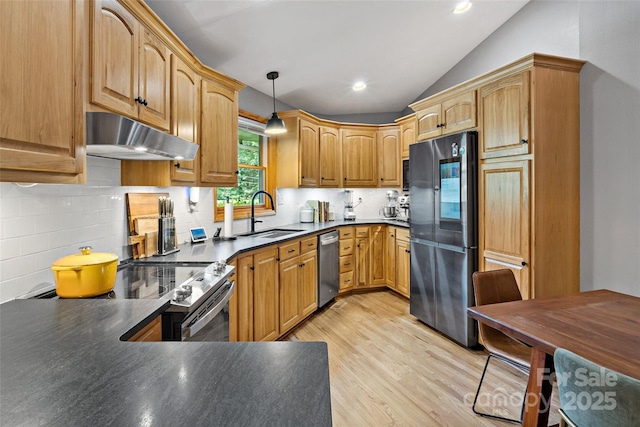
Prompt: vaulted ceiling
<box><xmin>146</xmin><ymin>0</ymin><xmax>529</xmax><ymax>116</ymax></box>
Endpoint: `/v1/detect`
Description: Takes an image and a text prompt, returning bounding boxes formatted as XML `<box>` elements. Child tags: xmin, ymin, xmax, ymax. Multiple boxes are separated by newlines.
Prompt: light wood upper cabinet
<box><xmin>319</xmin><ymin>126</ymin><xmax>341</xmax><ymax>187</ymax></box>
<box><xmin>170</xmin><ymin>56</ymin><xmax>199</xmax><ymax>183</ymax></box>
<box><xmin>377</xmin><ymin>127</ymin><xmax>401</xmax><ymax>187</ymax></box>
<box><xmin>342</xmin><ymin>128</ymin><xmax>378</xmax><ymax>187</ymax></box>
<box><xmin>415</xmin><ymin>91</ymin><xmax>477</xmax><ymax>141</ymax></box>
<box><xmin>416</xmin><ymin>104</ymin><xmax>442</xmax><ymax>141</ymax></box>
<box><xmin>397</xmin><ymin>115</ymin><xmax>416</xmax><ymax>159</ymax></box>
<box><xmin>479</xmin><ymin>72</ymin><xmax>530</xmax><ymax>159</ymax></box>
<box><xmin>0</xmin><ymin>0</ymin><xmax>85</xmax><ymax>184</ymax></box>
<box><xmin>299</xmin><ymin>119</ymin><xmax>320</xmax><ymax>187</ymax></box>
<box><xmin>276</xmin><ymin>114</ymin><xmax>340</xmax><ymax>188</ymax></box>
<box><xmin>91</xmin><ymin>0</ymin><xmax>170</xmax><ymax>130</ymax></box>
<box><xmin>200</xmin><ymin>78</ymin><xmax>239</xmax><ymax>185</ymax></box>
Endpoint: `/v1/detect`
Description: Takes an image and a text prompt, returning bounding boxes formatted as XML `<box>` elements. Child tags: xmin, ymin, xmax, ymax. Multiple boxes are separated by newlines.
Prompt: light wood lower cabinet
<box><xmin>385</xmin><ymin>227</ymin><xmax>397</xmax><ymax>288</ymax></box>
<box><xmin>233</xmin><ymin>247</ymin><xmax>279</xmax><ymax>342</ymax></box>
<box><xmin>369</xmin><ymin>226</ymin><xmax>386</xmax><ymax>286</ymax></box>
<box><xmin>128</xmin><ymin>316</ymin><xmax>162</xmax><ymax>342</ymax></box>
<box><xmin>355</xmin><ymin>227</ymin><xmax>370</xmax><ymax>288</ymax></box>
<box><xmin>395</xmin><ymin>229</ymin><xmax>410</xmax><ymax>298</ymax></box>
<box><xmin>279</xmin><ymin>238</ymin><xmax>318</xmax><ymax>335</ymax></box>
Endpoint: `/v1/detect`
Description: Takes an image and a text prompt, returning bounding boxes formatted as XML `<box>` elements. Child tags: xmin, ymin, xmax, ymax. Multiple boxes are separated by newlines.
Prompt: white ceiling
<box><xmin>146</xmin><ymin>0</ymin><xmax>529</xmax><ymax>116</ymax></box>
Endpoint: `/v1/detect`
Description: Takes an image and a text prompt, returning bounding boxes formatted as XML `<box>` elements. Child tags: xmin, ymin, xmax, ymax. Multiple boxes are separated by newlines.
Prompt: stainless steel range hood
<box><xmin>86</xmin><ymin>112</ymin><xmax>198</xmax><ymax>161</ymax></box>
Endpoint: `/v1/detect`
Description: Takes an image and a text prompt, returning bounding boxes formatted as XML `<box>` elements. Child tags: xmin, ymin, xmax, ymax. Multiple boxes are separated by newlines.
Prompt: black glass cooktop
<box><xmin>39</xmin><ymin>263</ymin><xmax>210</xmax><ymax>300</ymax></box>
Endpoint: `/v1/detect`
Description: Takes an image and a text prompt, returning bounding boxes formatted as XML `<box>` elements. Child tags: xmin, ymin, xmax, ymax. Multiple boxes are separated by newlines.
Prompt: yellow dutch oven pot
<box><xmin>52</xmin><ymin>246</ymin><xmax>118</xmax><ymax>298</ymax></box>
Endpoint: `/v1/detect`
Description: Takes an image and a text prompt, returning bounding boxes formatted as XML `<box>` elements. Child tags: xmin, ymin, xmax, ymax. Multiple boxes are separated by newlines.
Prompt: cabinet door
<box><xmin>479</xmin><ymin>160</ymin><xmax>530</xmax><ymax>298</ymax></box>
<box><xmin>91</xmin><ymin>0</ymin><xmax>139</xmax><ymax>117</ymax></box>
<box><xmin>416</xmin><ymin>103</ymin><xmax>442</xmax><ymax>141</ymax></box>
<box><xmin>370</xmin><ymin>226</ymin><xmax>386</xmax><ymax>285</ymax></box>
<box><xmin>400</xmin><ymin>118</ymin><xmax>416</xmax><ymax>159</ymax></box>
<box><xmin>170</xmin><ymin>56</ymin><xmax>199</xmax><ymax>183</ymax></box>
<box><xmin>279</xmin><ymin>257</ymin><xmax>301</xmax><ymax>334</ymax></box>
<box><xmin>319</xmin><ymin>126</ymin><xmax>341</xmax><ymax>187</ymax></box>
<box><xmin>300</xmin><ymin>250</ymin><xmax>318</xmax><ymax>317</ymax></box>
<box><xmin>299</xmin><ymin>119</ymin><xmax>319</xmax><ymax>187</ymax></box>
<box><xmin>385</xmin><ymin>228</ymin><xmax>396</xmax><ymax>288</ymax></box>
<box><xmin>227</xmin><ymin>260</ymin><xmax>238</xmax><ymax>342</ymax></box>
<box><xmin>355</xmin><ymin>237</ymin><xmax>369</xmax><ymax>287</ymax></box>
<box><xmin>342</xmin><ymin>129</ymin><xmax>377</xmax><ymax>187</ymax></box>
<box><xmin>378</xmin><ymin>128</ymin><xmax>401</xmax><ymax>187</ymax></box>
<box><xmin>480</xmin><ymin>72</ymin><xmax>530</xmax><ymax>159</ymax></box>
<box><xmin>253</xmin><ymin>248</ymin><xmax>279</xmax><ymax>341</ymax></box>
<box><xmin>1</xmin><ymin>0</ymin><xmax>85</xmax><ymax>183</ymax></box>
<box><xmin>236</xmin><ymin>255</ymin><xmax>254</xmax><ymax>341</ymax></box>
<box><xmin>396</xmin><ymin>239</ymin><xmax>410</xmax><ymax>297</ymax></box>
<box><xmin>138</xmin><ymin>28</ymin><xmax>170</xmax><ymax>130</ymax></box>
<box><xmin>200</xmin><ymin>79</ymin><xmax>239</xmax><ymax>185</ymax></box>
<box><xmin>442</xmin><ymin>91</ymin><xmax>476</xmax><ymax>135</ymax></box>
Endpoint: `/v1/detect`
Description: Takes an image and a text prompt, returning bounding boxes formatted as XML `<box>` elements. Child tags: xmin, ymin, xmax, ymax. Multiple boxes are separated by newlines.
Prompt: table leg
<box><xmin>523</xmin><ymin>347</ymin><xmax>554</xmax><ymax>427</ymax></box>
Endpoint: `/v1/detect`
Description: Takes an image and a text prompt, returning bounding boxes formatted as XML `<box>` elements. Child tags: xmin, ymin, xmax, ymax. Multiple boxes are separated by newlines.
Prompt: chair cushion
<box><xmin>554</xmin><ymin>348</ymin><xmax>640</xmax><ymax>427</ymax></box>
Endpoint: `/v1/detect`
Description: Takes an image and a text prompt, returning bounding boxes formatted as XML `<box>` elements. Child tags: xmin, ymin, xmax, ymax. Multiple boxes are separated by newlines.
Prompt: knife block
<box><xmin>157</xmin><ymin>217</ymin><xmax>179</xmax><ymax>255</ymax></box>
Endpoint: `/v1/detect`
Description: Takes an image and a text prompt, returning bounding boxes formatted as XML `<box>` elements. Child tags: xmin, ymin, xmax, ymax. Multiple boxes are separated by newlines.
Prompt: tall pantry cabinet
<box><xmin>477</xmin><ymin>55</ymin><xmax>584</xmax><ymax>299</ymax></box>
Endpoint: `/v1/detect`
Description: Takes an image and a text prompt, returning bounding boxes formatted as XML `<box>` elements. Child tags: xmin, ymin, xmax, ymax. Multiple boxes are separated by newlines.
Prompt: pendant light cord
<box><xmin>272</xmin><ymin>78</ymin><xmax>277</xmax><ymax>112</ymax></box>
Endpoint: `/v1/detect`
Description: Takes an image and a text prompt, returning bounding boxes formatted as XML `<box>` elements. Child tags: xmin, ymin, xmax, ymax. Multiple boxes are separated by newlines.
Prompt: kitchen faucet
<box><xmin>250</xmin><ymin>190</ymin><xmax>274</xmax><ymax>234</ymax></box>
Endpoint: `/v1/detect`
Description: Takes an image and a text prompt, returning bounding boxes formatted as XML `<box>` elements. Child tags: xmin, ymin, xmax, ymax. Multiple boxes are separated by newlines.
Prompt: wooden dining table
<box><xmin>467</xmin><ymin>289</ymin><xmax>640</xmax><ymax>427</ymax></box>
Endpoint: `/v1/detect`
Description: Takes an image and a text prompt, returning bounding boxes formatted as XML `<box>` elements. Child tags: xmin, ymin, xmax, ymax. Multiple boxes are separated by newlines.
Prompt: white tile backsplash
<box><xmin>0</xmin><ymin>156</ymin><xmax>400</xmax><ymax>302</ymax></box>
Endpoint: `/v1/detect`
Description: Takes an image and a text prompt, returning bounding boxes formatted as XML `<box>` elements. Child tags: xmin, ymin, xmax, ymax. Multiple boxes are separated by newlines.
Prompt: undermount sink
<box><xmin>238</xmin><ymin>229</ymin><xmax>304</xmax><ymax>239</ymax></box>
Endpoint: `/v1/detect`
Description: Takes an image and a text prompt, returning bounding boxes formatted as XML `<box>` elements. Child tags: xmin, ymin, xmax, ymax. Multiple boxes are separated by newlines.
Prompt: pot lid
<box><xmin>52</xmin><ymin>246</ymin><xmax>118</xmax><ymax>267</ymax></box>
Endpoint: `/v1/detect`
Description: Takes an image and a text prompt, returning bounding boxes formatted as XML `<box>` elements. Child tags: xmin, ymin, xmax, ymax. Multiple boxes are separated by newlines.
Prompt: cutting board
<box><xmin>126</xmin><ymin>193</ymin><xmax>168</xmax><ymax>259</ymax></box>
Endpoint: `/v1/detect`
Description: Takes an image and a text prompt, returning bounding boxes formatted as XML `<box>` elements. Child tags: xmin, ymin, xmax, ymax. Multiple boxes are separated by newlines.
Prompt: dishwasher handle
<box><xmin>319</xmin><ymin>235</ymin><xmax>339</xmax><ymax>245</ymax></box>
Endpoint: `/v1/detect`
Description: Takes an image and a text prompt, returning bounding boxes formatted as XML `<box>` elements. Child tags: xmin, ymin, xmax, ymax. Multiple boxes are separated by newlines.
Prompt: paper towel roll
<box><xmin>224</xmin><ymin>202</ymin><xmax>234</xmax><ymax>237</ymax></box>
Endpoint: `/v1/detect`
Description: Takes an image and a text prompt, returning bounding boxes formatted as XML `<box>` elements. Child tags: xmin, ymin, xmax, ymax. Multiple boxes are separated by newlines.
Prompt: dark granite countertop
<box><xmin>142</xmin><ymin>219</ymin><xmax>409</xmax><ymax>265</ymax></box>
<box><xmin>0</xmin><ymin>299</ymin><xmax>332</xmax><ymax>426</ymax></box>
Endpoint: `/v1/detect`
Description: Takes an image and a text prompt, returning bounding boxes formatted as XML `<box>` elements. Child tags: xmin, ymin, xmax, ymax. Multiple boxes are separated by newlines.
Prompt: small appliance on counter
<box><xmin>300</xmin><ymin>206</ymin><xmax>314</xmax><ymax>223</ymax></box>
<box><xmin>343</xmin><ymin>190</ymin><xmax>360</xmax><ymax>221</ymax></box>
<box><xmin>380</xmin><ymin>190</ymin><xmax>400</xmax><ymax>219</ymax></box>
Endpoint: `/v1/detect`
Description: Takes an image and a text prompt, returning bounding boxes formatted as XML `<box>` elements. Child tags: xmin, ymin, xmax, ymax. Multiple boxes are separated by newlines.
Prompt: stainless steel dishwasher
<box><xmin>318</xmin><ymin>230</ymin><xmax>339</xmax><ymax>308</ymax></box>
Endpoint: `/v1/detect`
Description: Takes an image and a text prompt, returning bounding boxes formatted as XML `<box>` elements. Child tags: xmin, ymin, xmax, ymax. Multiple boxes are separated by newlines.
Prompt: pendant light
<box><xmin>265</xmin><ymin>71</ymin><xmax>287</xmax><ymax>135</ymax></box>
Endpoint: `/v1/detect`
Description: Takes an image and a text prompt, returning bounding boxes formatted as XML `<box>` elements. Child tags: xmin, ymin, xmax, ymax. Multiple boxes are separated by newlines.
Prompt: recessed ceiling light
<box><xmin>134</xmin><ymin>146</ymin><xmax>148</xmax><ymax>152</ymax></box>
<box><xmin>352</xmin><ymin>81</ymin><xmax>366</xmax><ymax>91</ymax></box>
<box><xmin>454</xmin><ymin>1</ymin><xmax>472</xmax><ymax>14</ymax></box>
<box><xmin>174</xmin><ymin>156</ymin><xmax>184</xmax><ymax>160</ymax></box>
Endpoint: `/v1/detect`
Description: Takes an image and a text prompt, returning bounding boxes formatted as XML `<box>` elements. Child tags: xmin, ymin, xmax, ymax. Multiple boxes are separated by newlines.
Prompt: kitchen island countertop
<box><xmin>0</xmin><ymin>299</ymin><xmax>332</xmax><ymax>426</ymax></box>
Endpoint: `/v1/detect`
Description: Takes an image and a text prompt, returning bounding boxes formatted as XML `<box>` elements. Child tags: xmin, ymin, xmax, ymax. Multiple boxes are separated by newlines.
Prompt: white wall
<box><xmin>0</xmin><ymin>156</ymin><xmax>397</xmax><ymax>302</ymax></box>
<box><xmin>412</xmin><ymin>0</ymin><xmax>639</xmax><ymax>295</ymax></box>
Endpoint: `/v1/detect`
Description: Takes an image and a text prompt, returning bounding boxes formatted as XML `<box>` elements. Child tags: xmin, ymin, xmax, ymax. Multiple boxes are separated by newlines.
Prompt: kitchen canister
<box><xmin>300</xmin><ymin>207</ymin><xmax>314</xmax><ymax>223</ymax></box>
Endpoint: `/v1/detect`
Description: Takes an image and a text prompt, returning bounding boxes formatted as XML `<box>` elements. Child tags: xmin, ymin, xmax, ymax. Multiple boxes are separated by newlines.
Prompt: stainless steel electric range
<box><xmin>35</xmin><ymin>261</ymin><xmax>235</xmax><ymax>342</ymax></box>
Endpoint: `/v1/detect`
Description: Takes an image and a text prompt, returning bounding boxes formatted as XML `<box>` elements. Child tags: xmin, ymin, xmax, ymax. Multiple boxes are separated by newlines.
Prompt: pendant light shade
<box><xmin>265</xmin><ymin>71</ymin><xmax>287</xmax><ymax>135</ymax></box>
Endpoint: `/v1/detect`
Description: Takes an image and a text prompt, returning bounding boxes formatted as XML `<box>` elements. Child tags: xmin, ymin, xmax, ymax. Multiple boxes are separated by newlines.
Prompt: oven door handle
<box><xmin>182</xmin><ymin>281</ymin><xmax>235</xmax><ymax>339</ymax></box>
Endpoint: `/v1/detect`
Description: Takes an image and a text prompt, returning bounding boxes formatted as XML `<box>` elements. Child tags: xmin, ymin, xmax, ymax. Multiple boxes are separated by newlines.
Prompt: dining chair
<box><xmin>471</xmin><ymin>269</ymin><xmax>532</xmax><ymax>424</ymax></box>
<box><xmin>554</xmin><ymin>348</ymin><xmax>640</xmax><ymax>427</ymax></box>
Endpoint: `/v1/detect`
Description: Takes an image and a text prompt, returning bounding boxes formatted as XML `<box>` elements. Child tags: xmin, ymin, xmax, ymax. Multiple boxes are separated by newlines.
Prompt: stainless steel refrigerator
<box><xmin>409</xmin><ymin>131</ymin><xmax>478</xmax><ymax>347</ymax></box>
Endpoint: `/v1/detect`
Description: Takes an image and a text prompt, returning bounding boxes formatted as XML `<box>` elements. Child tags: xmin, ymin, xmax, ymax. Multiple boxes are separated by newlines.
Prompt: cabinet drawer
<box><xmin>355</xmin><ymin>227</ymin><xmax>369</xmax><ymax>238</ymax></box>
<box><xmin>339</xmin><ymin>239</ymin><xmax>355</xmax><ymax>256</ymax></box>
<box><xmin>340</xmin><ymin>270</ymin><xmax>354</xmax><ymax>291</ymax></box>
<box><xmin>340</xmin><ymin>255</ymin><xmax>354</xmax><ymax>273</ymax></box>
<box><xmin>339</xmin><ymin>227</ymin><xmax>354</xmax><ymax>239</ymax></box>
<box><xmin>396</xmin><ymin>228</ymin><xmax>409</xmax><ymax>242</ymax></box>
<box><xmin>279</xmin><ymin>241</ymin><xmax>300</xmax><ymax>261</ymax></box>
<box><xmin>300</xmin><ymin>236</ymin><xmax>317</xmax><ymax>254</ymax></box>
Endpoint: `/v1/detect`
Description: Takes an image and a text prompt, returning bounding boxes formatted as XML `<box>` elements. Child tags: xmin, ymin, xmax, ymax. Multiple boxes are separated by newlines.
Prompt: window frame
<box><xmin>214</xmin><ymin>110</ymin><xmax>277</xmax><ymax>221</ymax></box>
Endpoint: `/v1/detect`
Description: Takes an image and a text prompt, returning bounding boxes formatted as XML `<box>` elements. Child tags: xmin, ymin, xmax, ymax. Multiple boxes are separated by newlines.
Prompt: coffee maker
<box><xmin>343</xmin><ymin>190</ymin><xmax>357</xmax><ymax>220</ymax></box>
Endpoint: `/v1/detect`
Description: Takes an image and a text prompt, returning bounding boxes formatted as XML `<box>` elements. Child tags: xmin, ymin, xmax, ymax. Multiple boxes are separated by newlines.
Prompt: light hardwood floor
<box><xmin>287</xmin><ymin>290</ymin><xmax>559</xmax><ymax>426</ymax></box>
